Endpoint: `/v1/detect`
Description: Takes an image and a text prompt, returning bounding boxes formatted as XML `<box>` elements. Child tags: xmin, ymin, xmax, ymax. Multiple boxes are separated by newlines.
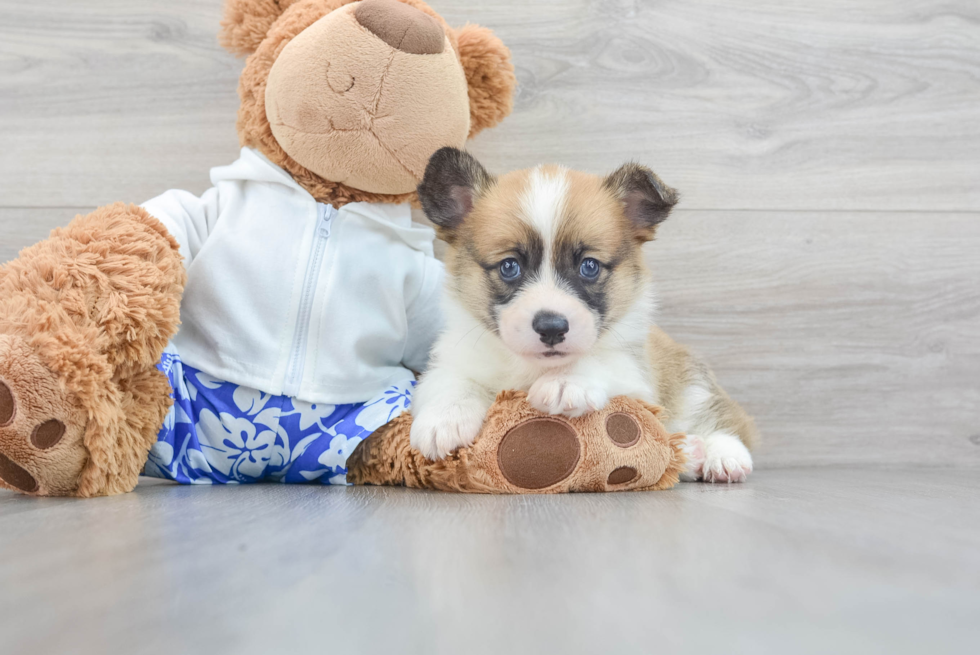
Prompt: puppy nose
<box><xmin>533</xmin><ymin>311</ymin><xmax>569</xmax><ymax>347</ymax></box>
<box><xmin>354</xmin><ymin>0</ymin><xmax>445</xmax><ymax>55</ymax></box>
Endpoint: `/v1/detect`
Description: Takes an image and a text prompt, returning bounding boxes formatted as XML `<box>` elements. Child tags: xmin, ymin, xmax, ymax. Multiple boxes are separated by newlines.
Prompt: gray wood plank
<box><xmin>0</xmin><ymin>0</ymin><xmax>241</xmax><ymax>206</ymax></box>
<box><xmin>1</xmin><ymin>0</ymin><xmax>978</xmax><ymax>210</ymax></box>
<box><xmin>462</xmin><ymin>0</ymin><xmax>980</xmax><ymax>212</ymax></box>
<box><xmin>4</xmin><ymin>207</ymin><xmax>976</xmax><ymax>467</ymax></box>
<box><xmin>0</xmin><ymin>470</ymin><xmax>978</xmax><ymax>655</ymax></box>
<box><xmin>0</xmin><ymin>206</ymin><xmax>91</xmax><ymax>262</ymax></box>
<box><xmin>649</xmin><ymin>209</ymin><xmax>980</xmax><ymax>468</ymax></box>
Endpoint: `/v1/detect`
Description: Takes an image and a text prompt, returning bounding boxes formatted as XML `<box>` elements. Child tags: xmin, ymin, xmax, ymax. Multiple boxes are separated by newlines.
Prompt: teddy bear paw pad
<box><xmin>607</xmin><ymin>466</ymin><xmax>638</xmax><ymax>485</ymax></box>
<box><xmin>0</xmin><ymin>336</ymin><xmax>88</xmax><ymax>496</ymax></box>
<box><xmin>605</xmin><ymin>412</ymin><xmax>641</xmax><ymax>447</ymax></box>
<box><xmin>496</xmin><ymin>417</ymin><xmax>580</xmax><ymax>490</ymax></box>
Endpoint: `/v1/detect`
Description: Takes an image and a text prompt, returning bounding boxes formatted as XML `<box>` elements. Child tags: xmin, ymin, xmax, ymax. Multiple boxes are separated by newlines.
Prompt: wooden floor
<box><xmin>2</xmin><ymin>471</ymin><xmax>979</xmax><ymax>654</ymax></box>
<box><xmin>1</xmin><ymin>0</ymin><xmax>978</xmax><ymax>652</ymax></box>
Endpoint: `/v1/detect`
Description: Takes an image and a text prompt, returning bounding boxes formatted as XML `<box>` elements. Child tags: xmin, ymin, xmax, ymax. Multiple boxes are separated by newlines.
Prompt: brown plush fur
<box><xmin>456</xmin><ymin>24</ymin><xmax>516</xmax><ymax>138</ymax></box>
<box><xmin>233</xmin><ymin>0</ymin><xmax>515</xmax><ymax>206</ymax></box>
<box><xmin>220</xmin><ymin>0</ymin><xmax>305</xmax><ymax>55</ymax></box>
<box><xmin>0</xmin><ymin>336</ymin><xmax>89</xmax><ymax>496</ymax></box>
<box><xmin>0</xmin><ymin>204</ymin><xmax>185</xmax><ymax>496</ymax></box>
<box><xmin>263</xmin><ymin>2</ymin><xmax>471</xmax><ymax>195</ymax></box>
<box><xmin>0</xmin><ymin>0</ymin><xmax>514</xmax><ymax>497</ymax></box>
<box><xmin>347</xmin><ymin>392</ymin><xmax>686</xmax><ymax>493</ymax></box>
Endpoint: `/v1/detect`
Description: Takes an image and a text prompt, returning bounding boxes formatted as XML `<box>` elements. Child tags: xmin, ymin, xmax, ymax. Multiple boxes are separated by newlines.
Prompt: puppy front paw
<box><xmin>528</xmin><ymin>376</ymin><xmax>608</xmax><ymax>418</ymax></box>
<box><xmin>409</xmin><ymin>398</ymin><xmax>487</xmax><ymax>460</ymax></box>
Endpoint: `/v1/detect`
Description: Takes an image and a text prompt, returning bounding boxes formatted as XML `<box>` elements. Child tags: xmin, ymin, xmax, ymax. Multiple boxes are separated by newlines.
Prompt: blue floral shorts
<box><xmin>143</xmin><ymin>345</ymin><xmax>413</xmax><ymax>485</ymax></box>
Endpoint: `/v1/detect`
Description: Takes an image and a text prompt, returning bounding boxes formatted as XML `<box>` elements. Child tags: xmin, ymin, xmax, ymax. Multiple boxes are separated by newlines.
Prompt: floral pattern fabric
<box><xmin>144</xmin><ymin>345</ymin><xmax>413</xmax><ymax>485</ymax></box>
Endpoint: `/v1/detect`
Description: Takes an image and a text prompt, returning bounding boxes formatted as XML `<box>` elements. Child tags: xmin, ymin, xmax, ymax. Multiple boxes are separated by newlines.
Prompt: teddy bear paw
<box><xmin>0</xmin><ymin>335</ymin><xmax>88</xmax><ymax>496</ymax></box>
<box><xmin>495</xmin><ymin>401</ymin><xmax>656</xmax><ymax>491</ymax></box>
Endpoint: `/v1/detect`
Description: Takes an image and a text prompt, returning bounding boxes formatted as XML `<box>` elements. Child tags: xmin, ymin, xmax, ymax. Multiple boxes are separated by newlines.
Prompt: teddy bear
<box><xmin>347</xmin><ymin>391</ymin><xmax>687</xmax><ymax>493</ymax></box>
<box><xmin>0</xmin><ymin>0</ymin><xmax>516</xmax><ymax>497</ymax></box>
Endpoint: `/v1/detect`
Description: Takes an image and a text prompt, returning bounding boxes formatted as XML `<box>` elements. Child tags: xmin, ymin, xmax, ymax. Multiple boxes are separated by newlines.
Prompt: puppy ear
<box><xmin>455</xmin><ymin>24</ymin><xmax>517</xmax><ymax>138</ymax></box>
<box><xmin>417</xmin><ymin>147</ymin><xmax>494</xmax><ymax>240</ymax></box>
<box><xmin>219</xmin><ymin>0</ymin><xmax>308</xmax><ymax>56</ymax></box>
<box><xmin>604</xmin><ymin>163</ymin><xmax>679</xmax><ymax>241</ymax></box>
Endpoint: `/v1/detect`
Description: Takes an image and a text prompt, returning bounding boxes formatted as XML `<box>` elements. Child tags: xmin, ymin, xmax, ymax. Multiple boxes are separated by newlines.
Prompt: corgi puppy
<box><xmin>410</xmin><ymin>148</ymin><xmax>759</xmax><ymax>482</ymax></box>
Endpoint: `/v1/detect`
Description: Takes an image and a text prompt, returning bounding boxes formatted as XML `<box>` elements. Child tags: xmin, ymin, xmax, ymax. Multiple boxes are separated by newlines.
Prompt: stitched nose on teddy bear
<box><xmin>354</xmin><ymin>0</ymin><xmax>445</xmax><ymax>55</ymax></box>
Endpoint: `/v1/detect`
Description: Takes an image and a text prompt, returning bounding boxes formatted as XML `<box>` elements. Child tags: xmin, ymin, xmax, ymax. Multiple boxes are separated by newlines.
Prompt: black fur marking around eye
<box><xmin>477</xmin><ymin>232</ymin><xmax>544</xmax><ymax>327</ymax></box>
<box><xmin>553</xmin><ymin>239</ymin><xmax>609</xmax><ymax>322</ymax></box>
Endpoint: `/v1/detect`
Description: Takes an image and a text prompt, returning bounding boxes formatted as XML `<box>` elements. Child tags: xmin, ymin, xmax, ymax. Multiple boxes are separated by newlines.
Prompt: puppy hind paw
<box><xmin>700</xmin><ymin>433</ymin><xmax>753</xmax><ymax>484</ymax></box>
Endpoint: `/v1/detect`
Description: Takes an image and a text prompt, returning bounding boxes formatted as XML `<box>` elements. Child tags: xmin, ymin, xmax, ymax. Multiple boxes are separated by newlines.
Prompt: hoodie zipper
<box><xmin>283</xmin><ymin>203</ymin><xmax>335</xmax><ymax>397</ymax></box>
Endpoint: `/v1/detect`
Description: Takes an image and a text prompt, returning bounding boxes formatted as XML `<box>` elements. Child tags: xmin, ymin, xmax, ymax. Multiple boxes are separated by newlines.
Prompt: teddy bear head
<box><xmin>219</xmin><ymin>0</ymin><xmax>516</xmax><ymax>206</ymax></box>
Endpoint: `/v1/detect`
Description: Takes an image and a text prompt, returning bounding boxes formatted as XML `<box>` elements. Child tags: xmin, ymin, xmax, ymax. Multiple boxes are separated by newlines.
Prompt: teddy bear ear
<box><xmin>218</xmin><ymin>0</ymin><xmax>305</xmax><ymax>56</ymax></box>
<box><xmin>455</xmin><ymin>24</ymin><xmax>517</xmax><ymax>138</ymax></box>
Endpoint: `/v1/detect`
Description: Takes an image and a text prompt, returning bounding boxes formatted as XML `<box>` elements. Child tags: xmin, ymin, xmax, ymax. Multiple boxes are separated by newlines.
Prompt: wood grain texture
<box><xmin>460</xmin><ymin>0</ymin><xmax>980</xmax><ymax>211</ymax></box>
<box><xmin>0</xmin><ymin>0</ymin><xmax>241</xmax><ymax>206</ymax></box>
<box><xmin>1</xmin><ymin>0</ymin><xmax>978</xmax><ymax>209</ymax></box>
<box><xmin>648</xmin><ymin>209</ymin><xmax>980</xmax><ymax>467</ymax></box>
<box><xmin>0</xmin><ymin>472</ymin><xmax>978</xmax><ymax>654</ymax></box>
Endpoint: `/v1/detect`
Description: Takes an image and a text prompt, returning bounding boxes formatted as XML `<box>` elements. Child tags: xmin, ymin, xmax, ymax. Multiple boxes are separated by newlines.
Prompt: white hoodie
<box><xmin>142</xmin><ymin>147</ymin><xmax>444</xmax><ymax>405</ymax></box>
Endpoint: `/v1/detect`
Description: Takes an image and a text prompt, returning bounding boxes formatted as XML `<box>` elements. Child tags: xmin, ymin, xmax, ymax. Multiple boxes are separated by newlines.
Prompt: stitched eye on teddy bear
<box><xmin>325</xmin><ymin>62</ymin><xmax>355</xmax><ymax>94</ymax></box>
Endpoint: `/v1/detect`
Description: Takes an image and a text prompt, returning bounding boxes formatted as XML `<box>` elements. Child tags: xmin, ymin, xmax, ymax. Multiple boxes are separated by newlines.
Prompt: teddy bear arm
<box><xmin>2</xmin><ymin>203</ymin><xmax>185</xmax><ymax>372</ymax></box>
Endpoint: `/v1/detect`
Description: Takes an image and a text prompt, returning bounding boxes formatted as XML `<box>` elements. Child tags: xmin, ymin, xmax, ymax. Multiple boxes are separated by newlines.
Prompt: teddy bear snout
<box><xmin>354</xmin><ymin>0</ymin><xmax>444</xmax><ymax>55</ymax></box>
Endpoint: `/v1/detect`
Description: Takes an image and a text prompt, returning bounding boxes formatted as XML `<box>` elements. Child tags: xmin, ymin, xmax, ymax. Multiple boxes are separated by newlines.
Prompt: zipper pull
<box><xmin>317</xmin><ymin>204</ymin><xmax>334</xmax><ymax>237</ymax></box>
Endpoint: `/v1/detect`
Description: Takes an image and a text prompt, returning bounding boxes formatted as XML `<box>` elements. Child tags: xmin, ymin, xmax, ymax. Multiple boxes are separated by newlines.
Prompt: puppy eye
<box><xmin>579</xmin><ymin>257</ymin><xmax>601</xmax><ymax>280</ymax></box>
<box><xmin>499</xmin><ymin>258</ymin><xmax>522</xmax><ymax>281</ymax></box>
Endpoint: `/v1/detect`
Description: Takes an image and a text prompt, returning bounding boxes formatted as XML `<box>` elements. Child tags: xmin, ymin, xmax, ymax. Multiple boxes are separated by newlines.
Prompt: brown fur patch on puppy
<box><xmin>647</xmin><ymin>326</ymin><xmax>761</xmax><ymax>450</ymax></box>
<box><xmin>445</xmin><ymin>169</ymin><xmax>537</xmax><ymax>328</ymax></box>
<box><xmin>554</xmin><ymin>169</ymin><xmax>649</xmax><ymax>330</ymax></box>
